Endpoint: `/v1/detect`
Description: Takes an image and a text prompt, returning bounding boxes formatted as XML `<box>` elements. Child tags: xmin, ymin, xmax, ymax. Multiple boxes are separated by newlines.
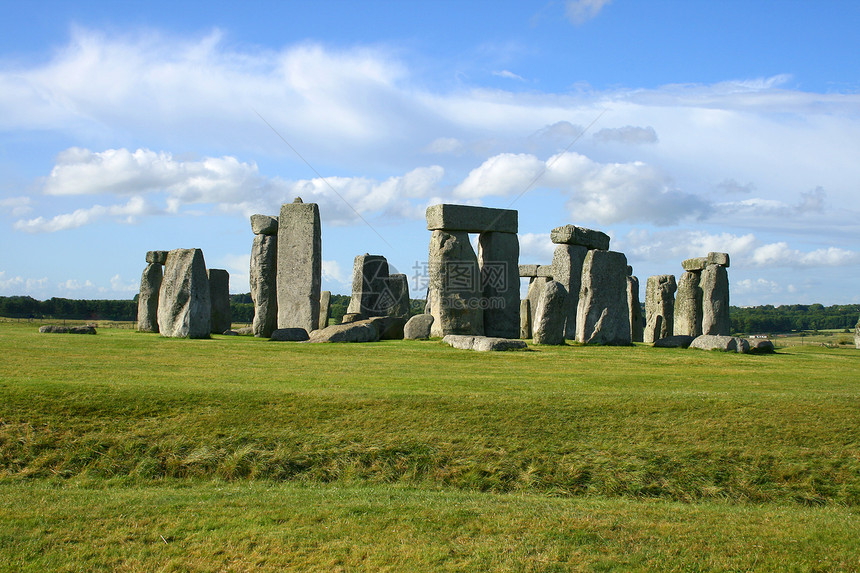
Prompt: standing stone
<box><xmin>854</xmin><ymin>315</ymin><xmax>860</xmax><ymax>349</ymax></box>
<box><xmin>627</xmin><ymin>275</ymin><xmax>643</xmax><ymax>343</ymax></box>
<box><xmin>701</xmin><ymin>264</ymin><xmax>730</xmax><ymax>335</ymax></box>
<box><xmin>674</xmin><ymin>271</ymin><xmax>703</xmax><ymax>337</ymax></box>
<box><xmin>478</xmin><ymin>231</ymin><xmax>520</xmax><ymax>338</ymax></box>
<box><xmin>137</xmin><ymin>262</ymin><xmax>163</xmax><ymax>333</ymax></box>
<box><xmin>644</xmin><ymin>275</ymin><xmax>677</xmax><ymax>344</ymax></box>
<box><xmin>208</xmin><ymin>269</ymin><xmax>231</xmax><ymax>334</ymax></box>
<box><xmin>526</xmin><ymin>276</ymin><xmax>551</xmax><ymax>335</ymax></box>
<box><xmin>576</xmin><ymin>250</ymin><xmax>631</xmax><ymax>345</ymax></box>
<box><xmin>250</xmin><ymin>234</ymin><xmax>278</xmax><ymax>338</ymax></box>
<box><xmin>552</xmin><ymin>244</ymin><xmax>588</xmax><ymax>339</ymax></box>
<box><xmin>381</xmin><ymin>274</ymin><xmax>411</xmax><ymax>318</ymax></box>
<box><xmin>532</xmin><ymin>280</ymin><xmax>568</xmax><ymax>345</ymax></box>
<box><xmin>520</xmin><ymin>299</ymin><xmax>531</xmax><ymax>339</ymax></box>
<box><xmin>157</xmin><ymin>248</ymin><xmax>211</xmax><ymax>339</ymax></box>
<box><xmin>277</xmin><ymin>199</ymin><xmax>321</xmax><ymax>332</ymax></box>
<box><xmin>319</xmin><ymin>290</ymin><xmax>331</xmax><ymax>329</ymax></box>
<box><xmin>428</xmin><ymin>230</ymin><xmax>483</xmax><ymax>337</ymax></box>
<box><xmin>346</xmin><ymin>254</ymin><xmax>390</xmax><ymax>317</ymax></box>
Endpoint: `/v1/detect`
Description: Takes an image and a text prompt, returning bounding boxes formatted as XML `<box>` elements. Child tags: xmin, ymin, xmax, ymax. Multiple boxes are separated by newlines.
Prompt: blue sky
<box><xmin>1</xmin><ymin>0</ymin><xmax>859</xmax><ymax>306</ymax></box>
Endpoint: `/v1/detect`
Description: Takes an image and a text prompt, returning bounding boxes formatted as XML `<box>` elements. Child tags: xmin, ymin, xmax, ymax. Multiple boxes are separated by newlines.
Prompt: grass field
<box><xmin>1</xmin><ymin>322</ymin><xmax>858</xmax><ymax>571</ymax></box>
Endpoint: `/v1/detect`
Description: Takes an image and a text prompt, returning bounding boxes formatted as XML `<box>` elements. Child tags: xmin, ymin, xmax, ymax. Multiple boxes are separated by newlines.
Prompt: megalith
<box><xmin>208</xmin><ymin>268</ymin><xmax>231</xmax><ymax>334</ymax></box>
<box><xmin>551</xmin><ymin>244</ymin><xmax>588</xmax><ymax>339</ymax></box>
<box><xmin>250</xmin><ymin>214</ymin><xmax>278</xmax><ymax>338</ymax></box>
<box><xmin>478</xmin><ymin>231</ymin><xmax>520</xmax><ymax>338</ymax></box>
<box><xmin>319</xmin><ymin>290</ymin><xmax>331</xmax><ymax>329</ymax></box>
<box><xmin>382</xmin><ymin>274</ymin><xmax>411</xmax><ymax>318</ymax></box>
<box><xmin>576</xmin><ymin>250</ymin><xmax>631</xmax><ymax>345</ymax></box>
<box><xmin>855</xmin><ymin>315</ymin><xmax>860</xmax><ymax>349</ymax></box>
<box><xmin>701</xmin><ymin>253</ymin><xmax>730</xmax><ymax>336</ymax></box>
<box><xmin>277</xmin><ymin>198</ymin><xmax>321</xmax><ymax>332</ymax></box>
<box><xmin>644</xmin><ymin>274</ymin><xmax>677</xmax><ymax>343</ymax></box>
<box><xmin>520</xmin><ymin>298</ymin><xmax>531</xmax><ymax>339</ymax></box>
<box><xmin>427</xmin><ymin>229</ymin><xmax>484</xmax><ymax>337</ymax></box>
<box><xmin>525</xmin><ymin>276</ymin><xmax>551</xmax><ymax>336</ymax></box>
<box><xmin>532</xmin><ymin>280</ymin><xmax>568</xmax><ymax>345</ymax></box>
<box><xmin>346</xmin><ymin>254</ymin><xmax>390</xmax><ymax>317</ymax></box>
<box><xmin>137</xmin><ymin>253</ymin><xmax>164</xmax><ymax>333</ymax></box>
<box><xmin>157</xmin><ymin>248</ymin><xmax>211</xmax><ymax>339</ymax></box>
<box><xmin>627</xmin><ymin>274</ymin><xmax>643</xmax><ymax>343</ymax></box>
<box><xmin>674</xmin><ymin>270</ymin><xmax>702</xmax><ymax>337</ymax></box>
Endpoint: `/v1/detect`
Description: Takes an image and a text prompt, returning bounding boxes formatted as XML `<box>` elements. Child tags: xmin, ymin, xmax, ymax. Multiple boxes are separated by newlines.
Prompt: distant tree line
<box><xmin>4</xmin><ymin>295</ymin><xmax>855</xmax><ymax>333</ymax></box>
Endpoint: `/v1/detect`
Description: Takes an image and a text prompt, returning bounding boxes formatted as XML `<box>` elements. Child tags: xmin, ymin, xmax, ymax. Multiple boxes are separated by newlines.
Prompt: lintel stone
<box><xmin>707</xmin><ymin>252</ymin><xmax>731</xmax><ymax>267</ymax></box>
<box><xmin>536</xmin><ymin>265</ymin><xmax>554</xmax><ymax>278</ymax></box>
<box><xmin>519</xmin><ymin>264</ymin><xmax>539</xmax><ymax>277</ymax></box>
<box><xmin>550</xmin><ymin>225</ymin><xmax>610</xmax><ymax>250</ymax></box>
<box><xmin>426</xmin><ymin>204</ymin><xmax>517</xmax><ymax>233</ymax></box>
<box><xmin>681</xmin><ymin>257</ymin><xmax>708</xmax><ymax>271</ymax></box>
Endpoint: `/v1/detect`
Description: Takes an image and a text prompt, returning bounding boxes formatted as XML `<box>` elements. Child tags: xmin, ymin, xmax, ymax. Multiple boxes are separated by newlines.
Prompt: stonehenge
<box><xmin>576</xmin><ymin>249</ymin><xmax>631</xmax><ymax>345</ymax></box>
<box><xmin>627</xmin><ymin>272</ymin><xmax>643</xmax><ymax>343</ymax></box>
<box><xmin>532</xmin><ymin>280</ymin><xmax>568</xmax><ymax>345</ymax></box>
<box><xmin>673</xmin><ymin>252</ymin><xmax>731</xmax><ymax>337</ymax></box>
<box><xmin>250</xmin><ymin>215</ymin><xmax>278</xmax><ymax>338</ymax></box>
<box><xmin>855</xmin><ymin>315</ymin><xmax>860</xmax><ymax>349</ymax></box>
<box><xmin>644</xmin><ymin>274</ymin><xmax>677</xmax><ymax>344</ymax></box>
<box><xmin>277</xmin><ymin>198</ymin><xmax>322</xmax><ymax>332</ymax></box>
<box><xmin>426</xmin><ymin>205</ymin><xmax>519</xmax><ymax>338</ymax></box>
<box><xmin>551</xmin><ymin>244</ymin><xmax>588</xmax><ymax>339</ymax></box>
<box><xmin>207</xmin><ymin>269</ymin><xmax>231</xmax><ymax>334</ymax></box>
<box><xmin>157</xmin><ymin>248</ymin><xmax>211</xmax><ymax>339</ymax></box>
<box><xmin>137</xmin><ymin>252</ymin><xmax>164</xmax><ymax>333</ymax></box>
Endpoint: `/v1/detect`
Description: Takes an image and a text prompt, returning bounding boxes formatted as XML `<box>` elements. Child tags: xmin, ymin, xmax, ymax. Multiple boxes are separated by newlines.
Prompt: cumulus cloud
<box><xmin>0</xmin><ymin>197</ymin><xmax>33</xmax><ymax>217</ymax></box>
<box><xmin>749</xmin><ymin>243</ymin><xmax>859</xmax><ymax>267</ymax></box>
<box><xmin>592</xmin><ymin>125</ymin><xmax>658</xmax><ymax>145</ymax></box>
<box><xmin>0</xmin><ymin>271</ymin><xmax>48</xmax><ymax>294</ymax></box>
<box><xmin>109</xmin><ymin>274</ymin><xmax>138</xmax><ymax>293</ymax></box>
<box><xmin>565</xmin><ymin>0</ymin><xmax>612</xmax><ymax>25</ymax></box>
<box><xmin>14</xmin><ymin>196</ymin><xmax>155</xmax><ymax>232</ymax></box>
<box><xmin>322</xmin><ymin>259</ymin><xmax>348</xmax><ymax>284</ymax></box>
<box><xmin>735</xmin><ymin>278</ymin><xmax>783</xmax><ymax>295</ymax></box>
<box><xmin>518</xmin><ymin>233</ymin><xmax>555</xmax><ymax>263</ymax></box>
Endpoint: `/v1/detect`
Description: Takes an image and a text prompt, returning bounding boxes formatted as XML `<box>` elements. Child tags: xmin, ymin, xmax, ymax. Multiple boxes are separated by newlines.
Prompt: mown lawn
<box><xmin>1</xmin><ymin>322</ymin><xmax>858</xmax><ymax>570</ymax></box>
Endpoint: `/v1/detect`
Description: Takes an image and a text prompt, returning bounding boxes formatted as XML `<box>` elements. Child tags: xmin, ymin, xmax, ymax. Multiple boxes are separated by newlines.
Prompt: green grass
<box><xmin>1</xmin><ymin>322</ymin><xmax>858</xmax><ymax>570</ymax></box>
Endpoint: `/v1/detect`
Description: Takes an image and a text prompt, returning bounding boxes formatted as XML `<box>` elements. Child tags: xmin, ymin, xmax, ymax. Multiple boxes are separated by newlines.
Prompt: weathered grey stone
<box><xmin>346</xmin><ymin>254</ymin><xmax>390</xmax><ymax>316</ymax></box>
<box><xmin>404</xmin><ymin>314</ymin><xmax>434</xmax><ymax>339</ymax></box>
<box><xmin>626</xmin><ymin>265</ymin><xmax>633</xmax><ymax>276</ymax></box>
<box><xmin>270</xmin><ymin>328</ymin><xmax>310</xmax><ymax>341</ymax></box>
<box><xmin>146</xmin><ymin>250</ymin><xmax>168</xmax><ymax>265</ymax></box>
<box><xmin>318</xmin><ymin>290</ymin><xmax>331</xmax><ymax>328</ymax></box>
<box><xmin>137</xmin><ymin>262</ymin><xmax>162</xmax><ymax>333</ymax></box>
<box><xmin>442</xmin><ymin>334</ymin><xmax>528</xmax><ymax>351</ymax></box>
<box><xmin>428</xmin><ymin>230</ymin><xmax>484</xmax><ymax>337</ymax></box>
<box><xmin>381</xmin><ymin>274</ymin><xmax>410</xmax><ymax>319</ymax></box>
<box><xmin>69</xmin><ymin>325</ymin><xmax>96</xmax><ymax>334</ymax></box>
<box><xmin>478</xmin><ymin>231</ymin><xmax>520</xmax><ymax>338</ymax></box>
<box><xmin>747</xmin><ymin>339</ymin><xmax>775</xmax><ymax>353</ymax></box>
<box><xmin>627</xmin><ymin>275</ymin><xmax>643</xmax><ymax>343</ymax></box>
<box><xmin>341</xmin><ymin>313</ymin><xmax>364</xmax><ymax>324</ymax></box>
<box><xmin>519</xmin><ymin>264</ymin><xmax>539</xmax><ymax>278</ymax></box>
<box><xmin>157</xmin><ymin>248</ymin><xmax>211</xmax><ymax>339</ymax></box>
<box><xmin>552</xmin><ymin>244</ymin><xmax>588</xmax><ymax>339</ymax></box>
<box><xmin>653</xmin><ymin>335</ymin><xmax>695</xmax><ymax>348</ymax></box>
<box><xmin>701</xmin><ymin>264</ymin><xmax>731</xmax><ymax>336</ymax></box>
<box><xmin>576</xmin><ymin>250</ymin><xmax>631</xmax><ymax>345</ymax></box>
<box><xmin>674</xmin><ymin>271</ymin><xmax>703</xmax><ymax>338</ymax></box>
<box><xmin>307</xmin><ymin>320</ymin><xmax>380</xmax><ymax>343</ymax></box>
<box><xmin>207</xmin><ymin>269</ymin><xmax>231</xmax><ymax>335</ymax></box>
<box><xmin>39</xmin><ymin>325</ymin><xmax>69</xmax><ymax>333</ymax></box>
<box><xmin>536</xmin><ymin>265</ymin><xmax>554</xmax><ymax>278</ymax></box>
<box><xmin>369</xmin><ymin>316</ymin><xmax>406</xmax><ymax>340</ymax></box>
<box><xmin>533</xmin><ymin>280</ymin><xmax>568</xmax><ymax>345</ymax></box>
<box><xmin>223</xmin><ymin>330</ymin><xmax>239</xmax><ymax>336</ymax></box>
<box><xmin>526</xmin><ymin>276</ymin><xmax>550</xmax><ymax>336</ymax></box>
<box><xmin>250</xmin><ymin>234</ymin><xmax>278</xmax><ymax>338</ymax></box>
<box><xmin>426</xmin><ymin>204</ymin><xmax>517</xmax><ymax>233</ymax></box>
<box><xmin>855</xmin><ymin>315</ymin><xmax>860</xmax><ymax>349</ymax></box>
<box><xmin>235</xmin><ymin>326</ymin><xmax>254</xmax><ymax>335</ymax></box>
<box><xmin>520</xmin><ymin>298</ymin><xmax>531</xmax><ymax>339</ymax></box>
<box><xmin>550</xmin><ymin>225</ymin><xmax>610</xmax><ymax>250</ymax></box>
<box><xmin>707</xmin><ymin>252</ymin><xmax>730</xmax><ymax>267</ymax></box>
<box><xmin>644</xmin><ymin>274</ymin><xmax>677</xmax><ymax>344</ymax></box>
<box><xmin>681</xmin><ymin>257</ymin><xmax>708</xmax><ymax>272</ymax></box>
<box><xmin>690</xmin><ymin>335</ymin><xmax>749</xmax><ymax>353</ymax></box>
<box><xmin>250</xmin><ymin>214</ymin><xmax>278</xmax><ymax>236</ymax></box>
<box><xmin>277</xmin><ymin>201</ymin><xmax>321</xmax><ymax>332</ymax></box>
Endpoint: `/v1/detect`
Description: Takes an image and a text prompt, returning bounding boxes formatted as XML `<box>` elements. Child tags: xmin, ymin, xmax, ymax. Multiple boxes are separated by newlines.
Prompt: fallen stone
<box><xmin>307</xmin><ymin>320</ymin><xmax>380</xmax><ymax>343</ymax></box>
<box><xmin>550</xmin><ymin>225</ymin><xmax>610</xmax><ymax>250</ymax></box>
<box><xmin>701</xmin><ymin>264</ymin><xmax>731</xmax><ymax>336</ymax></box>
<box><xmin>157</xmin><ymin>248</ymin><xmax>211</xmax><ymax>339</ymax></box>
<box><xmin>644</xmin><ymin>274</ymin><xmax>676</xmax><ymax>344</ymax></box>
<box><xmin>137</xmin><ymin>262</ymin><xmax>162</xmax><ymax>333</ymax></box>
<box><xmin>250</xmin><ymin>214</ymin><xmax>278</xmax><ymax>236</ymax></box>
<box><xmin>404</xmin><ymin>314</ymin><xmax>434</xmax><ymax>339</ymax></box>
<box><xmin>250</xmin><ymin>234</ymin><xmax>278</xmax><ymax>338</ymax></box>
<box><xmin>341</xmin><ymin>313</ymin><xmax>365</xmax><ymax>324</ymax></box>
<box><xmin>223</xmin><ymin>330</ymin><xmax>239</xmax><ymax>336</ymax></box>
<box><xmin>681</xmin><ymin>257</ymin><xmax>708</xmax><ymax>272</ymax></box>
<box><xmin>532</xmin><ymin>280</ymin><xmax>568</xmax><ymax>345</ymax></box>
<box><xmin>627</xmin><ymin>275</ymin><xmax>643</xmax><ymax>343</ymax></box>
<box><xmin>689</xmin><ymin>335</ymin><xmax>749</xmax><ymax>353</ymax></box>
<box><xmin>270</xmin><ymin>328</ymin><xmax>310</xmax><ymax>341</ymax></box>
<box><xmin>145</xmin><ymin>250</ymin><xmax>168</xmax><ymax>265</ymax></box>
<box><xmin>207</xmin><ymin>269</ymin><xmax>231</xmax><ymax>335</ymax></box>
<box><xmin>653</xmin><ymin>335</ymin><xmax>695</xmax><ymax>348</ymax></box>
<box><xmin>747</xmin><ymin>339</ymin><xmax>775</xmax><ymax>354</ymax></box>
<box><xmin>478</xmin><ymin>231</ymin><xmax>520</xmax><ymax>338</ymax></box>
<box><xmin>442</xmin><ymin>334</ymin><xmax>528</xmax><ymax>351</ymax></box>
<box><xmin>552</xmin><ymin>244</ymin><xmax>588</xmax><ymax>339</ymax></box>
<box><xmin>235</xmin><ymin>326</ymin><xmax>254</xmax><ymax>335</ymax></box>
<box><xmin>277</xmin><ymin>200</ymin><xmax>322</xmax><ymax>332</ymax></box>
<box><xmin>674</xmin><ymin>271</ymin><xmax>703</xmax><ymax>337</ymax></box>
<box><xmin>518</xmin><ymin>264</ymin><xmax>539</xmax><ymax>278</ymax></box>
<box><xmin>427</xmin><ymin>229</ymin><xmax>484</xmax><ymax>337</ymax></box>
<box><xmin>426</xmin><ymin>204</ymin><xmax>517</xmax><ymax>233</ymax></box>
<box><xmin>707</xmin><ymin>252</ymin><xmax>730</xmax><ymax>267</ymax></box>
<box><xmin>70</xmin><ymin>325</ymin><xmax>97</xmax><ymax>335</ymax></box>
<box><xmin>576</xmin><ymin>250</ymin><xmax>631</xmax><ymax>345</ymax></box>
<box><xmin>39</xmin><ymin>325</ymin><xmax>69</xmax><ymax>333</ymax></box>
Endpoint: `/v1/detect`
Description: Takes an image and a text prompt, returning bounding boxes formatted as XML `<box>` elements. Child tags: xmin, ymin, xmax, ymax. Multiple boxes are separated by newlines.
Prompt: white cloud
<box><xmin>518</xmin><ymin>233</ymin><xmax>555</xmax><ymax>263</ymax></box>
<box><xmin>322</xmin><ymin>260</ymin><xmax>348</xmax><ymax>284</ymax></box>
<box><xmin>0</xmin><ymin>197</ymin><xmax>33</xmax><ymax>217</ymax></box>
<box><xmin>492</xmin><ymin>70</ymin><xmax>525</xmax><ymax>81</ymax></box>
<box><xmin>735</xmin><ymin>278</ymin><xmax>782</xmax><ymax>295</ymax></box>
<box><xmin>565</xmin><ymin>0</ymin><xmax>612</xmax><ymax>25</ymax></box>
<box><xmin>0</xmin><ymin>271</ymin><xmax>48</xmax><ymax>294</ymax></box>
<box><xmin>109</xmin><ymin>274</ymin><xmax>138</xmax><ymax>293</ymax></box>
<box><xmin>749</xmin><ymin>243</ymin><xmax>859</xmax><ymax>267</ymax></box>
<box><xmin>624</xmin><ymin>229</ymin><xmax>758</xmax><ymax>262</ymax></box>
<box><xmin>59</xmin><ymin>278</ymin><xmax>95</xmax><ymax>291</ymax></box>
<box><xmin>592</xmin><ymin>125</ymin><xmax>658</xmax><ymax>145</ymax></box>
<box><xmin>14</xmin><ymin>196</ymin><xmax>154</xmax><ymax>232</ymax></box>
<box><xmin>424</xmin><ymin>137</ymin><xmax>465</xmax><ymax>155</ymax></box>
